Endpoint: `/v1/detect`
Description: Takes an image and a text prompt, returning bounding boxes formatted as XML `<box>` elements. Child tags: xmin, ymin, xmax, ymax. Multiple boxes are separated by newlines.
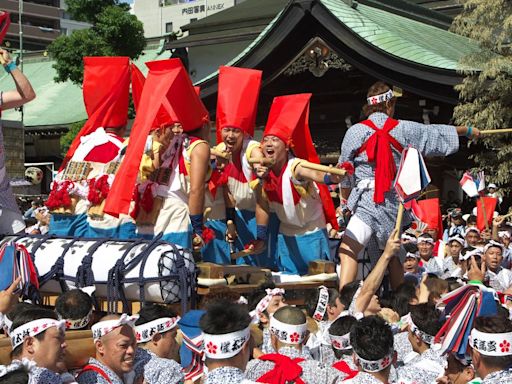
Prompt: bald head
<box><xmin>273</xmin><ymin>306</ymin><xmax>306</xmax><ymax>325</ymax></box>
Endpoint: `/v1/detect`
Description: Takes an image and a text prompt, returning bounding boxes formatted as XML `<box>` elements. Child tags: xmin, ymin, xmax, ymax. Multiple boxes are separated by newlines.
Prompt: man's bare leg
<box><xmin>338</xmin><ymin>235</ymin><xmax>364</xmax><ymax>290</ymax></box>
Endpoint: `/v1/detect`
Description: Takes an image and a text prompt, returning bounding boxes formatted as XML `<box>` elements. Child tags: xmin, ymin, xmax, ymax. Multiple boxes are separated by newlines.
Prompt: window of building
<box><xmin>190</xmin><ymin>18</ymin><xmax>198</xmax><ymax>23</ymax></box>
<box><xmin>163</xmin><ymin>0</ymin><xmax>198</xmax><ymax>5</ymax></box>
<box><xmin>165</xmin><ymin>22</ymin><xmax>173</xmax><ymax>33</ymax></box>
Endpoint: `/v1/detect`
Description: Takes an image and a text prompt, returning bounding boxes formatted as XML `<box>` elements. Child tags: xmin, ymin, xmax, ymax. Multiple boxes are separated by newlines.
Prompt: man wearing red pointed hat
<box><xmin>211</xmin><ymin>66</ymin><xmax>278</xmax><ymax>267</ymax></box>
<box><xmin>47</xmin><ymin>57</ymin><xmax>132</xmax><ymax>238</ymax></box>
<box><xmin>0</xmin><ymin>11</ymin><xmax>36</xmax><ymax>236</ymax></box>
<box><xmin>337</xmin><ymin>81</ymin><xmax>481</xmax><ymax>289</ymax></box>
<box><xmin>105</xmin><ymin>59</ymin><xmax>211</xmax><ymax>249</ymax></box>
<box><xmin>254</xmin><ymin>93</ymin><xmax>343</xmax><ymax>275</ymax></box>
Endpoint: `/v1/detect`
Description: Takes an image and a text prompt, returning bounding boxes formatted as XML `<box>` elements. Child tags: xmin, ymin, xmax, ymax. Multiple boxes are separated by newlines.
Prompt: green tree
<box><xmin>60</xmin><ymin>120</ymin><xmax>86</xmax><ymax>156</ymax></box>
<box><xmin>451</xmin><ymin>0</ymin><xmax>512</xmax><ymax>186</ymax></box>
<box><xmin>48</xmin><ymin>1</ymin><xmax>144</xmax><ymax>85</ymax></box>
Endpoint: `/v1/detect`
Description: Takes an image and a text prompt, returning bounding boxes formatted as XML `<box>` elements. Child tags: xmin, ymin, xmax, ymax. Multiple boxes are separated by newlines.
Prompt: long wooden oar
<box><xmin>394</xmin><ymin>203</ymin><xmax>404</xmax><ymax>240</ymax></box>
<box><xmin>248</xmin><ymin>158</ymin><xmax>347</xmax><ymax>176</ymax></box>
<box><xmin>248</xmin><ymin>157</ymin><xmax>275</xmax><ymax>166</ymax></box>
<box><xmin>211</xmin><ymin>147</ymin><xmax>231</xmax><ymax>160</ymax></box>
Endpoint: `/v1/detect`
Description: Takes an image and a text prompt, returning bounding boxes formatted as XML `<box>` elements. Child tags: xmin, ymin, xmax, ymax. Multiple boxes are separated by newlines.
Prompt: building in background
<box><xmin>133</xmin><ymin>0</ymin><xmax>247</xmax><ymax>38</ymax></box>
<box><xmin>0</xmin><ymin>0</ymin><xmax>89</xmax><ymax>51</ymax></box>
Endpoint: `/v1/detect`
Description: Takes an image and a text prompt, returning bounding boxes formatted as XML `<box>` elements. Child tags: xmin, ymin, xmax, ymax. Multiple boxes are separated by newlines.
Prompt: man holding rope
<box><xmin>337</xmin><ymin>81</ymin><xmax>480</xmax><ymax>289</ymax></box>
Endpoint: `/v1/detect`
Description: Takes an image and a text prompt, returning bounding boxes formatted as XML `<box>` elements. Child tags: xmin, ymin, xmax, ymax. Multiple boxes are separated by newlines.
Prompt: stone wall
<box><xmin>2</xmin><ymin>122</ymin><xmax>24</xmax><ymax>180</ymax></box>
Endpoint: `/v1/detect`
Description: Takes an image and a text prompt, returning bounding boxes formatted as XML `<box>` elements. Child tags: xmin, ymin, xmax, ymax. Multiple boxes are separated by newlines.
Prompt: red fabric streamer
<box><xmin>0</xmin><ymin>12</ymin><xmax>11</xmax><ymax>44</ymax></box>
<box><xmin>338</xmin><ymin>161</ymin><xmax>355</xmax><ymax>176</ymax></box>
<box><xmin>357</xmin><ymin>118</ymin><xmax>402</xmax><ymax>204</ymax></box>
<box><xmin>332</xmin><ymin>361</ymin><xmax>358</xmax><ymax>380</ymax></box>
<box><xmin>477</xmin><ymin>196</ymin><xmax>498</xmax><ymax>232</ymax></box>
<box><xmin>256</xmin><ymin>353</ymin><xmax>305</xmax><ymax>384</ymax></box>
<box><xmin>208</xmin><ymin>169</ymin><xmax>228</xmax><ymax>199</ymax></box>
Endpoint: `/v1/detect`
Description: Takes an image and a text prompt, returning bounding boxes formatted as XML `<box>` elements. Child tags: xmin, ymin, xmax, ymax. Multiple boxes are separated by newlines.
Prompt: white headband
<box><xmin>59</xmin><ymin>309</ymin><xmax>93</xmax><ymax>330</ymax></box>
<box><xmin>329</xmin><ymin>332</ymin><xmax>351</xmax><ymax>351</ymax></box>
<box><xmin>405</xmin><ymin>252</ymin><xmax>420</xmax><ymax>259</ymax></box>
<box><xmin>91</xmin><ymin>313</ymin><xmax>139</xmax><ymax>342</ymax></box>
<box><xmin>418</xmin><ymin>237</ymin><xmax>435</xmax><ymax>245</ymax></box>
<box><xmin>403</xmin><ymin>313</ymin><xmax>435</xmax><ymax>345</ymax></box>
<box><xmin>460</xmin><ymin>247</ymin><xmax>483</xmax><ymax>261</ymax></box>
<box><xmin>470</xmin><ymin>329</ymin><xmax>512</xmax><ymax>356</ymax></box>
<box><xmin>250</xmin><ymin>288</ymin><xmax>285</xmax><ymax>318</ymax></box>
<box><xmin>313</xmin><ymin>286</ymin><xmax>329</xmax><ymax>321</ymax></box>
<box><xmin>367</xmin><ymin>89</ymin><xmax>394</xmax><ymax>105</ymax></box>
<box><xmin>355</xmin><ymin>350</ymin><xmax>393</xmax><ymax>372</ymax></box>
<box><xmin>10</xmin><ymin>318</ymin><xmax>66</xmax><ymax>350</ymax></box>
<box><xmin>203</xmin><ymin>326</ymin><xmax>250</xmax><ymax>359</ymax></box>
<box><xmin>498</xmin><ymin>231</ymin><xmax>511</xmax><ymax>239</ymax></box>
<box><xmin>135</xmin><ymin>316</ymin><xmax>180</xmax><ymax>343</ymax></box>
<box><xmin>1</xmin><ymin>313</ymin><xmax>12</xmax><ymax>335</ymax></box>
<box><xmin>484</xmin><ymin>240</ymin><xmax>504</xmax><ymax>254</ymax></box>
<box><xmin>465</xmin><ymin>227</ymin><xmax>480</xmax><ymax>236</ymax></box>
<box><xmin>269</xmin><ymin>316</ymin><xmax>308</xmax><ymax>345</ymax></box>
<box><xmin>448</xmin><ymin>236</ymin><xmax>465</xmax><ymax>246</ymax></box>
<box><xmin>0</xmin><ymin>358</ymin><xmax>37</xmax><ymax>378</ymax></box>
<box><xmin>401</xmin><ymin>233</ymin><xmax>417</xmax><ymax>243</ymax></box>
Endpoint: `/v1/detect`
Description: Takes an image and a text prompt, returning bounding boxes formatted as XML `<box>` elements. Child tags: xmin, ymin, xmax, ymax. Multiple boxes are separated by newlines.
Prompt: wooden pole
<box><xmin>500</xmin><ymin>212</ymin><xmax>512</xmax><ymax>220</ymax></box>
<box><xmin>299</xmin><ymin>162</ymin><xmax>347</xmax><ymax>176</ymax></box>
<box><xmin>248</xmin><ymin>157</ymin><xmax>275</xmax><ymax>166</ymax></box>
<box><xmin>480</xmin><ymin>129</ymin><xmax>512</xmax><ymax>135</ymax></box>
<box><xmin>211</xmin><ymin>148</ymin><xmax>231</xmax><ymax>160</ymax></box>
<box><xmin>394</xmin><ymin>203</ymin><xmax>404</xmax><ymax>240</ymax></box>
<box><xmin>480</xmin><ymin>196</ymin><xmax>490</xmax><ymax>231</ymax></box>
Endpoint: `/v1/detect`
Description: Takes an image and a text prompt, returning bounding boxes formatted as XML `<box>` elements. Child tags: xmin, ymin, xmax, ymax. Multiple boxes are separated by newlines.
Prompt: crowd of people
<box><xmin>1</xmin><ymin>49</ymin><xmax>512</xmax><ymax>383</ymax></box>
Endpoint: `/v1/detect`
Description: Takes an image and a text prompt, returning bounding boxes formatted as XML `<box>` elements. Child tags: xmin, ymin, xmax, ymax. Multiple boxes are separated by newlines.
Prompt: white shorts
<box><xmin>0</xmin><ymin>206</ymin><xmax>26</xmax><ymax>235</ymax></box>
<box><xmin>344</xmin><ymin>214</ymin><xmax>373</xmax><ymax>246</ymax></box>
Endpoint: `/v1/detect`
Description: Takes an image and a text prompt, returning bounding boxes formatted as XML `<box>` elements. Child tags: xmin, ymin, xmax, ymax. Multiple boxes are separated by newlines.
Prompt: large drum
<box><xmin>1</xmin><ymin>235</ymin><xmax>197</xmax><ymax>313</ymax></box>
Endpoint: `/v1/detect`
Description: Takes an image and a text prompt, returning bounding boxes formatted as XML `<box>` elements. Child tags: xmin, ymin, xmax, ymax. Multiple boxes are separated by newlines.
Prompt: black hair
<box><xmin>10</xmin><ymin>308</ymin><xmax>58</xmax><ymax>359</ymax></box>
<box><xmin>273</xmin><ymin>306</ymin><xmax>306</xmax><ymax>326</ymax></box>
<box><xmin>200</xmin><ymin>300</ymin><xmax>251</xmax><ymax>335</ymax></box>
<box><xmin>304</xmin><ymin>288</ymin><xmax>340</xmax><ymax>321</ymax></box>
<box><xmin>409</xmin><ymin>304</ymin><xmax>443</xmax><ymax>342</ymax></box>
<box><xmin>339</xmin><ymin>280</ymin><xmax>361</xmax><ymax>309</ymax></box>
<box><xmin>55</xmin><ymin>289</ymin><xmax>93</xmax><ymax>322</ymax></box>
<box><xmin>135</xmin><ymin>304</ymin><xmax>178</xmax><ymax>326</ymax></box>
<box><xmin>387</xmin><ymin>282</ymin><xmax>417</xmax><ymax>317</ymax></box>
<box><xmin>418</xmin><ymin>233</ymin><xmax>433</xmax><ymax>240</ymax></box>
<box><xmin>5</xmin><ymin>302</ymin><xmax>36</xmax><ymax>324</ymax></box>
<box><xmin>329</xmin><ymin>315</ymin><xmax>357</xmax><ymax>358</ymax></box>
<box><xmin>0</xmin><ymin>368</ymin><xmax>29</xmax><ymax>384</ymax></box>
<box><xmin>474</xmin><ymin>316</ymin><xmax>512</xmax><ymax>369</ymax></box>
<box><xmin>350</xmin><ymin>315</ymin><xmax>393</xmax><ymax>361</ymax></box>
<box><xmin>403</xmin><ymin>242</ymin><xmax>418</xmax><ymax>254</ymax></box>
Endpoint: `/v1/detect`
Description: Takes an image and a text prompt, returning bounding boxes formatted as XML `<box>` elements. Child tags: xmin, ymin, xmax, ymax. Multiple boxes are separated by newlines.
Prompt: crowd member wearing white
<box><xmin>442</xmin><ymin>234</ymin><xmax>465</xmax><ymax>279</ymax></box>
<box><xmin>304</xmin><ymin>286</ymin><xmax>344</xmax><ymax>364</ymax></box>
<box><xmin>403</xmin><ymin>246</ymin><xmax>424</xmax><ymax>285</ymax></box>
<box><xmin>483</xmin><ymin>241</ymin><xmax>512</xmax><ymax>292</ymax></box>
<box><xmin>442</xmin><ymin>209</ymin><xmax>466</xmax><ymax>242</ymax></box>
<box><xmin>345</xmin><ymin>316</ymin><xmax>396</xmax><ymax>384</ymax></box>
<box><xmin>395</xmin><ymin>304</ymin><xmax>445</xmax><ymax>384</ymax></box>
<box><xmin>0</xmin><ymin>48</ymin><xmax>36</xmax><ymax>236</ymax></box>
<box><xmin>417</xmin><ymin>233</ymin><xmax>443</xmax><ymax>276</ymax></box>
<box><xmin>133</xmin><ymin>304</ymin><xmax>183</xmax><ymax>384</ymax></box>
<box><xmin>466</xmin><ymin>227</ymin><xmax>481</xmax><ymax>248</ymax></box>
<box><xmin>7</xmin><ymin>307</ymin><xmax>67</xmax><ymax>384</ymax></box>
<box><xmin>328</xmin><ymin>315</ymin><xmax>359</xmax><ymax>379</ymax></box>
<box><xmin>469</xmin><ymin>316</ymin><xmax>512</xmax><ymax>383</ymax></box>
<box><xmin>245</xmin><ymin>306</ymin><xmax>342</xmax><ymax>384</ymax></box>
<box><xmin>77</xmin><ymin>314</ymin><xmax>138</xmax><ymax>384</ymax></box>
<box><xmin>437</xmin><ymin>353</ymin><xmax>478</xmax><ymax>384</ymax></box>
<box><xmin>248</xmin><ymin>285</ymin><xmax>287</xmax><ymax>355</ymax></box>
<box><xmin>55</xmin><ymin>288</ymin><xmax>94</xmax><ymax>331</ymax></box>
<box><xmin>200</xmin><ymin>301</ymin><xmax>256</xmax><ymax>384</ymax></box>
<box><xmin>340</xmin><ymin>229</ymin><xmax>402</xmax><ymax>318</ymax></box>
<box><xmin>492</xmin><ymin>216</ymin><xmax>512</xmax><ymax>269</ymax></box>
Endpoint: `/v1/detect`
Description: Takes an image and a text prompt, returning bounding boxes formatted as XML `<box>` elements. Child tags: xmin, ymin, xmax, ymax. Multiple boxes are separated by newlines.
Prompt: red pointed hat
<box><xmin>60</xmin><ymin>57</ymin><xmax>130</xmax><ymax>170</ymax></box>
<box><xmin>83</xmin><ymin>56</ymin><xmax>130</xmax><ymax>128</ymax></box>
<box><xmin>216</xmin><ymin>66</ymin><xmax>262</xmax><ymax>142</ymax></box>
<box><xmin>131</xmin><ymin>63</ymin><xmax>177</xmax><ymax>130</ymax></box>
<box><xmin>146</xmin><ymin>58</ymin><xmax>209</xmax><ymax>132</ymax></box>
<box><xmin>0</xmin><ymin>11</ymin><xmax>11</xmax><ymax>44</ymax></box>
<box><xmin>263</xmin><ymin>93</ymin><xmax>338</xmax><ymax>230</ymax></box>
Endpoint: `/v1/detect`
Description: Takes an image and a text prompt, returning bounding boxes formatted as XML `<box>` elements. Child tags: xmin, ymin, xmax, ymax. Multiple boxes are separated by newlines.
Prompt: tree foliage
<box><xmin>60</xmin><ymin>120</ymin><xmax>86</xmax><ymax>156</ymax></box>
<box><xmin>451</xmin><ymin>0</ymin><xmax>512</xmax><ymax>186</ymax></box>
<box><xmin>48</xmin><ymin>1</ymin><xmax>144</xmax><ymax>85</ymax></box>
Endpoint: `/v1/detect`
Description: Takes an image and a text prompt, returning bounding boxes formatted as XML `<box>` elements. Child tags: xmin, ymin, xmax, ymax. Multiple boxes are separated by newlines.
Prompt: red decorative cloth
<box><xmin>417</xmin><ymin>198</ymin><xmax>443</xmax><ymax>235</ymax></box>
<box><xmin>357</xmin><ymin>117</ymin><xmax>402</xmax><ymax>204</ymax></box>
<box><xmin>216</xmin><ymin>66</ymin><xmax>262</xmax><ymax>142</ymax></box>
<box><xmin>83</xmin><ymin>133</ymin><xmax>124</xmax><ymax>163</ymax></box>
<box><xmin>332</xmin><ymin>360</ymin><xmax>358</xmax><ymax>380</ymax></box>
<box><xmin>263</xmin><ymin>94</ymin><xmax>338</xmax><ymax>230</ymax></box>
<box><xmin>0</xmin><ymin>11</ymin><xmax>10</xmax><ymax>44</ymax></box>
<box><xmin>477</xmin><ymin>196</ymin><xmax>498</xmax><ymax>232</ymax></box>
<box><xmin>256</xmin><ymin>353</ymin><xmax>305</xmax><ymax>384</ymax></box>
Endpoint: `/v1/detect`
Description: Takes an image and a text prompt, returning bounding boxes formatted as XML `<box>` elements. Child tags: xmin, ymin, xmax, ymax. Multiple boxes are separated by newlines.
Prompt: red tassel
<box><xmin>202</xmin><ymin>227</ymin><xmax>215</xmax><ymax>244</ymax></box>
<box><xmin>140</xmin><ymin>185</ymin><xmax>155</xmax><ymax>213</ymax></box>
<box><xmin>338</xmin><ymin>161</ymin><xmax>355</xmax><ymax>176</ymax></box>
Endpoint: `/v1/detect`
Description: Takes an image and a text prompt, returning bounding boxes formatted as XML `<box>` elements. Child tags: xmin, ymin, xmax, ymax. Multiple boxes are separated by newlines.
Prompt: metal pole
<box><xmin>18</xmin><ymin>0</ymin><xmax>23</xmax><ymax>72</ymax></box>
